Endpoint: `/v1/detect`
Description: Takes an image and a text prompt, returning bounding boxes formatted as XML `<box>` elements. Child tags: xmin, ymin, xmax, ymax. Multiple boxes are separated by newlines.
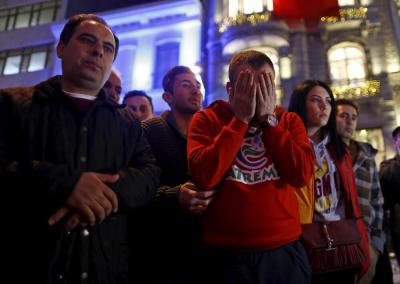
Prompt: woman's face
<box><xmin>305</xmin><ymin>86</ymin><xmax>332</xmax><ymax>130</ymax></box>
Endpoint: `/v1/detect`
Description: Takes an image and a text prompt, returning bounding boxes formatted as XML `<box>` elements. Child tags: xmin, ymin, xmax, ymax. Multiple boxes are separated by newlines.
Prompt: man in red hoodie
<box><xmin>187</xmin><ymin>50</ymin><xmax>315</xmax><ymax>283</ymax></box>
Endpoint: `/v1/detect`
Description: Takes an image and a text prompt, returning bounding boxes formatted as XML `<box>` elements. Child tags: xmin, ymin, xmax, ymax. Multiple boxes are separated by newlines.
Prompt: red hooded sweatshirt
<box><xmin>188</xmin><ymin>100</ymin><xmax>315</xmax><ymax>250</ymax></box>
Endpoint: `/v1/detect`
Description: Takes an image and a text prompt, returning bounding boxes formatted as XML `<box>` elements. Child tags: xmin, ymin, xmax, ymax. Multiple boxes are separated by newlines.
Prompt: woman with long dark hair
<box><xmin>288</xmin><ymin>80</ymin><xmax>370</xmax><ymax>283</ymax></box>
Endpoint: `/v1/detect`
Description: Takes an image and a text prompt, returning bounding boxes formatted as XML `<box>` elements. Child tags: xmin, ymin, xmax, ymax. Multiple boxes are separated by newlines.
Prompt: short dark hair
<box><xmin>288</xmin><ymin>80</ymin><xmax>345</xmax><ymax>161</ymax></box>
<box><xmin>162</xmin><ymin>66</ymin><xmax>194</xmax><ymax>94</ymax></box>
<box><xmin>59</xmin><ymin>13</ymin><xmax>119</xmax><ymax>60</ymax></box>
<box><xmin>392</xmin><ymin>126</ymin><xmax>400</xmax><ymax>139</ymax></box>
<box><xmin>123</xmin><ymin>90</ymin><xmax>154</xmax><ymax>111</ymax></box>
<box><xmin>228</xmin><ymin>50</ymin><xmax>275</xmax><ymax>84</ymax></box>
<box><xmin>336</xmin><ymin>99</ymin><xmax>359</xmax><ymax>115</ymax></box>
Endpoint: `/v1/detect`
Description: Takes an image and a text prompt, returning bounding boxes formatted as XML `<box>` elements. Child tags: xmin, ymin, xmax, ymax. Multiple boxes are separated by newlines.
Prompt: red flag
<box><xmin>273</xmin><ymin>0</ymin><xmax>339</xmax><ymax>20</ymax></box>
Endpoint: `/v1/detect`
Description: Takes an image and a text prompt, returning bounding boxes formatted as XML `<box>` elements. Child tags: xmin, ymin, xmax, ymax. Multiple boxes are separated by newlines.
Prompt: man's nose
<box><xmin>92</xmin><ymin>42</ymin><xmax>103</xmax><ymax>58</ymax></box>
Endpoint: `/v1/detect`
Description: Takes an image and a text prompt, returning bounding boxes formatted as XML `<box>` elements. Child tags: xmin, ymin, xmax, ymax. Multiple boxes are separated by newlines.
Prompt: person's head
<box><xmin>103</xmin><ymin>69</ymin><xmax>122</xmax><ymax>103</ymax></box>
<box><xmin>228</xmin><ymin>50</ymin><xmax>275</xmax><ymax>86</ymax></box>
<box><xmin>226</xmin><ymin>50</ymin><xmax>275</xmax><ymax>122</ymax></box>
<box><xmin>123</xmin><ymin>90</ymin><xmax>154</xmax><ymax>121</ymax></box>
<box><xmin>288</xmin><ymin>80</ymin><xmax>345</xmax><ymax>159</ymax></box>
<box><xmin>392</xmin><ymin>126</ymin><xmax>400</xmax><ymax>154</ymax></box>
<box><xmin>162</xmin><ymin>66</ymin><xmax>202</xmax><ymax>115</ymax></box>
<box><xmin>57</xmin><ymin>14</ymin><xmax>119</xmax><ymax>96</ymax></box>
<box><xmin>335</xmin><ymin>99</ymin><xmax>359</xmax><ymax>143</ymax></box>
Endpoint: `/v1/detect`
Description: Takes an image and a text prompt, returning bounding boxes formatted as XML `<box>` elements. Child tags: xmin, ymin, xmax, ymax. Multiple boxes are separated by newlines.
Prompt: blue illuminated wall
<box><xmin>51</xmin><ymin>0</ymin><xmax>202</xmax><ymax>113</ymax></box>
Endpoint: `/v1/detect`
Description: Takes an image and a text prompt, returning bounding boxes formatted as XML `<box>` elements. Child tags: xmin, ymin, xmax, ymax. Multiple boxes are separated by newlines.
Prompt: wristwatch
<box><xmin>260</xmin><ymin>114</ymin><xmax>278</xmax><ymax>128</ymax></box>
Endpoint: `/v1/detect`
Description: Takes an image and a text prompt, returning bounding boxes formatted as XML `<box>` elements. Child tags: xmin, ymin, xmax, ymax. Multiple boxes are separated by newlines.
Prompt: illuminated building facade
<box><xmin>203</xmin><ymin>0</ymin><xmax>400</xmax><ymax>162</ymax></box>
<box><xmin>0</xmin><ymin>0</ymin><xmax>399</xmax><ymax>160</ymax></box>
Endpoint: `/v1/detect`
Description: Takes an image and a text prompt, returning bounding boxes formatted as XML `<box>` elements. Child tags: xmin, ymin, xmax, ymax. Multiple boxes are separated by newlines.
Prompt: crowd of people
<box><xmin>0</xmin><ymin>13</ymin><xmax>398</xmax><ymax>284</ymax></box>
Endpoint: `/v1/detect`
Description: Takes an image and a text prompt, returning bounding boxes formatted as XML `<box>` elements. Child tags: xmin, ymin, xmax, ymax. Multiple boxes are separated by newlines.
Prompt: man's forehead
<box><xmin>338</xmin><ymin>104</ymin><xmax>357</xmax><ymax>114</ymax></box>
<box><xmin>75</xmin><ymin>20</ymin><xmax>115</xmax><ymax>43</ymax></box>
<box><xmin>175</xmin><ymin>73</ymin><xmax>199</xmax><ymax>83</ymax></box>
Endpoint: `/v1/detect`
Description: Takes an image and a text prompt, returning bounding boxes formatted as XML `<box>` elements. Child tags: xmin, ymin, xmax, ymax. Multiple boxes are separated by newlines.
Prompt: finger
<box><xmin>195</xmin><ymin>190</ymin><xmax>215</xmax><ymax>199</ymax></box>
<box><xmin>102</xmin><ymin>187</ymin><xmax>119</xmax><ymax>213</ymax></box>
<box><xmin>95</xmin><ymin>173</ymin><xmax>120</xmax><ymax>184</ymax></box>
<box><xmin>182</xmin><ymin>182</ymin><xmax>197</xmax><ymax>191</ymax></box>
<box><xmin>64</xmin><ymin>214</ymin><xmax>81</xmax><ymax>231</ymax></box>
<box><xmin>94</xmin><ymin>193</ymin><xmax>113</xmax><ymax>217</ymax></box>
<box><xmin>79</xmin><ymin>205</ymin><xmax>97</xmax><ymax>226</ymax></box>
<box><xmin>48</xmin><ymin>207</ymin><xmax>70</xmax><ymax>226</ymax></box>
<box><xmin>235</xmin><ymin>70</ymin><xmax>249</xmax><ymax>95</ymax></box>
<box><xmin>189</xmin><ymin>205</ymin><xmax>208</xmax><ymax>214</ymax></box>
<box><xmin>89</xmin><ymin>199</ymin><xmax>107</xmax><ymax>224</ymax></box>
<box><xmin>260</xmin><ymin>72</ymin><xmax>268</xmax><ymax>97</ymax></box>
<box><xmin>193</xmin><ymin>199</ymin><xmax>210</xmax><ymax>207</ymax></box>
<box><xmin>266</xmin><ymin>72</ymin><xmax>274</xmax><ymax>98</ymax></box>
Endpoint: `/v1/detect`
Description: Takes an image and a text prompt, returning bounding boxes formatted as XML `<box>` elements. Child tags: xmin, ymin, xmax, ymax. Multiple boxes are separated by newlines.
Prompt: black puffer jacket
<box><xmin>0</xmin><ymin>76</ymin><xmax>160</xmax><ymax>283</ymax></box>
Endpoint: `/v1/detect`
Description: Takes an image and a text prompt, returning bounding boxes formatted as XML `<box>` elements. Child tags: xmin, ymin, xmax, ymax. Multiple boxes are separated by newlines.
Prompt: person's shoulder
<box><xmin>142</xmin><ymin>115</ymin><xmax>167</xmax><ymax>130</ymax></box>
<box><xmin>0</xmin><ymin>85</ymin><xmax>35</xmax><ymax>104</ymax></box>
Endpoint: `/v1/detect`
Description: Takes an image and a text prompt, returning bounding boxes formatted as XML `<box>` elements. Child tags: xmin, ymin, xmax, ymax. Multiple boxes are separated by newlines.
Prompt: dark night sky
<box><xmin>66</xmin><ymin>0</ymin><xmax>165</xmax><ymax>18</ymax></box>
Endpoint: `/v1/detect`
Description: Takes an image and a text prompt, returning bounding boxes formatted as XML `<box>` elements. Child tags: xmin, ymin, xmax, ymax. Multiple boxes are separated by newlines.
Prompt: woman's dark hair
<box><xmin>288</xmin><ymin>80</ymin><xmax>345</xmax><ymax>161</ymax></box>
<box><xmin>59</xmin><ymin>13</ymin><xmax>119</xmax><ymax>61</ymax></box>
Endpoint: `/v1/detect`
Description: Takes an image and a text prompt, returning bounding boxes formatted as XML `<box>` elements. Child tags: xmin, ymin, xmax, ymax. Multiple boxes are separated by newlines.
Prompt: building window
<box><xmin>228</xmin><ymin>0</ymin><xmax>273</xmax><ymax>17</ymax></box>
<box><xmin>153</xmin><ymin>42</ymin><xmax>180</xmax><ymax>89</ymax></box>
<box><xmin>338</xmin><ymin>0</ymin><xmax>372</xmax><ymax>6</ymax></box>
<box><xmin>0</xmin><ymin>0</ymin><xmax>61</xmax><ymax>32</ymax></box>
<box><xmin>328</xmin><ymin>42</ymin><xmax>368</xmax><ymax>86</ymax></box>
<box><xmin>0</xmin><ymin>45</ymin><xmax>52</xmax><ymax>76</ymax></box>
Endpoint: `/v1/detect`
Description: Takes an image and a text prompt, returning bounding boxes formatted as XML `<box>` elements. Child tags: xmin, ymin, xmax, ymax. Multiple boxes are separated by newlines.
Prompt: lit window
<box><xmin>153</xmin><ymin>42</ymin><xmax>180</xmax><ymax>89</ymax></box>
<box><xmin>38</xmin><ymin>8</ymin><xmax>53</xmax><ymax>24</ymax></box>
<box><xmin>338</xmin><ymin>0</ymin><xmax>355</xmax><ymax>6</ymax></box>
<box><xmin>15</xmin><ymin>6</ymin><xmax>31</xmax><ymax>28</ymax></box>
<box><xmin>0</xmin><ymin>0</ymin><xmax>61</xmax><ymax>31</ymax></box>
<box><xmin>229</xmin><ymin>0</ymin><xmax>239</xmax><ymax>17</ymax></box>
<box><xmin>328</xmin><ymin>42</ymin><xmax>367</xmax><ymax>86</ymax></box>
<box><xmin>243</xmin><ymin>0</ymin><xmax>264</xmax><ymax>14</ymax></box>
<box><xmin>228</xmin><ymin>0</ymin><xmax>272</xmax><ymax>17</ymax></box>
<box><xmin>28</xmin><ymin>51</ymin><xmax>47</xmax><ymax>72</ymax></box>
<box><xmin>4</xmin><ymin>55</ymin><xmax>21</xmax><ymax>75</ymax></box>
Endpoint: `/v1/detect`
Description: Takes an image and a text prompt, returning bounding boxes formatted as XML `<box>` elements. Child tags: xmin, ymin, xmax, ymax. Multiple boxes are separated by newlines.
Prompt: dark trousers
<box><xmin>200</xmin><ymin>240</ymin><xmax>311</xmax><ymax>284</ymax></box>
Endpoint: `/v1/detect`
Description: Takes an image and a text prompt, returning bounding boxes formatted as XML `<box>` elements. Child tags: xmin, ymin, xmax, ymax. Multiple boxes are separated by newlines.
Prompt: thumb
<box><xmin>95</xmin><ymin>173</ymin><xmax>120</xmax><ymax>183</ymax></box>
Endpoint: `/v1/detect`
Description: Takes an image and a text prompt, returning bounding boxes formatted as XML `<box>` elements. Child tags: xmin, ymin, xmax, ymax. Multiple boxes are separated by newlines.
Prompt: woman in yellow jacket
<box><xmin>288</xmin><ymin>80</ymin><xmax>370</xmax><ymax>283</ymax></box>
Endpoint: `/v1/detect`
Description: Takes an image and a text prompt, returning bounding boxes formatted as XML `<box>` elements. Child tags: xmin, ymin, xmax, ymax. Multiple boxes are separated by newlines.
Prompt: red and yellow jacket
<box><xmin>187</xmin><ymin>100</ymin><xmax>315</xmax><ymax>250</ymax></box>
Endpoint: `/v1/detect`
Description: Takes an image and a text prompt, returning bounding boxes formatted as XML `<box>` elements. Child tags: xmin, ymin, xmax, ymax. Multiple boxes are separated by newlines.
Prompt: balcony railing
<box><xmin>331</xmin><ymin>79</ymin><xmax>380</xmax><ymax>99</ymax></box>
<box><xmin>218</xmin><ymin>11</ymin><xmax>272</xmax><ymax>33</ymax></box>
<box><xmin>320</xmin><ymin>7</ymin><xmax>368</xmax><ymax>23</ymax></box>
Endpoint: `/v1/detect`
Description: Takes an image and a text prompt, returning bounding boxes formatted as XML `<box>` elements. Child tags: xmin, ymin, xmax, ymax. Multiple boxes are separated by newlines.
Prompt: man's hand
<box><xmin>179</xmin><ymin>182</ymin><xmax>215</xmax><ymax>214</ymax></box>
<box><xmin>256</xmin><ymin>71</ymin><xmax>276</xmax><ymax>122</ymax></box>
<box><xmin>48</xmin><ymin>172</ymin><xmax>119</xmax><ymax>227</ymax></box>
<box><xmin>229</xmin><ymin>69</ymin><xmax>257</xmax><ymax>124</ymax></box>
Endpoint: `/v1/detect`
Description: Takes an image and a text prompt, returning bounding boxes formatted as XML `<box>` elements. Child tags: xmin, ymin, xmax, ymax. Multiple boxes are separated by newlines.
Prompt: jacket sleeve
<box><xmin>261</xmin><ymin>112</ymin><xmax>315</xmax><ymax>188</ymax></box>
<box><xmin>0</xmin><ymin>90</ymin><xmax>80</xmax><ymax>212</ymax></box>
<box><xmin>379</xmin><ymin>158</ymin><xmax>400</xmax><ymax>209</ymax></box>
<box><xmin>368</xmin><ymin>158</ymin><xmax>385</xmax><ymax>253</ymax></box>
<box><xmin>188</xmin><ymin>111</ymin><xmax>248</xmax><ymax>190</ymax></box>
<box><xmin>109</xmin><ymin>122</ymin><xmax>160</xmax><ymax>211</ymax></box>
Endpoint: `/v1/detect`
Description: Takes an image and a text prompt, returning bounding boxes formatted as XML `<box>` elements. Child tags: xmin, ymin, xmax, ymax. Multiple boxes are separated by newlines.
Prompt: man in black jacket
<box><xmin>380</xmin><ymin>126</ymin><xmax>400</xmax><ymax>265</ymax></box>
<box><xmin>0</xmin><ymin>14</ymin><xmax>160</xmax><ymax>283</ymax></box>
<box><xmin>130</xmin><ymin>66</ymin><xmax>214</xmax><ymax>283</ymax></box>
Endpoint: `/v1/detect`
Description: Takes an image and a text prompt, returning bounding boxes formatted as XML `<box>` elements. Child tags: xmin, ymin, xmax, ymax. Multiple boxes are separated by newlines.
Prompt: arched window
<box><xmin>328</xmin><ymin>42</ymin><xmax>367</xmax><ymax>86</ymax></box>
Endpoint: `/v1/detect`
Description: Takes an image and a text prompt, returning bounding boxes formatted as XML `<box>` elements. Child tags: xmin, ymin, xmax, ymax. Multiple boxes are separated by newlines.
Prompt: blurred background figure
<box><xmin>380</xmin><ymin>126</ymin><xmax>400</xmax><ymax>268</ymax></box>
<box><xmin>123</xmin><ymin>90</ymin><xmax>154</xmax><ymax>121</ymax></box>
<box><xmin>103</xmin><ymin>68</ymin><xmax>122</xmax><ymax>103</ymax></box>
